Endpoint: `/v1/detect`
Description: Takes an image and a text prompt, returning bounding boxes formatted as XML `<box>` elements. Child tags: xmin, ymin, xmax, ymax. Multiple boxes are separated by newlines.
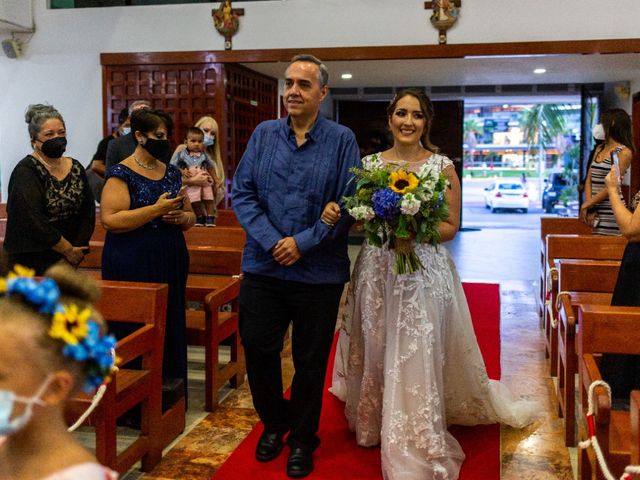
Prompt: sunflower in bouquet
<box><xmin>343</xmin><ymin>153</ymin><xmax>450</xmax><ymax>274</ymax></box>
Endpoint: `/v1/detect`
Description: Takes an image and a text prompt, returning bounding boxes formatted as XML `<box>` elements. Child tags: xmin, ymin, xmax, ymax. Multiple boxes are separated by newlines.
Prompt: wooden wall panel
<box><xmin>102</xmin><ymin>60</ymin><xmax>277</xmax><ymax>199</ymax></box>
<box><xmin>103</xmin><ymin>63</ymin><xmax>223</xmax><ymax>148</ymax></box>
<box><xmin>224</xmin><ymin>64</ymin><xmax>278</xmax><ymax>183</ymax></box>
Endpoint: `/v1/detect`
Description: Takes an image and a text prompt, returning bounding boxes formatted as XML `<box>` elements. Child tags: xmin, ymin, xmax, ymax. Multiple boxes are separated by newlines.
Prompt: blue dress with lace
<box><xmin>101</xmin><ymin>163</ymin><xmax>189</xmax><ymax>397</ymax></box>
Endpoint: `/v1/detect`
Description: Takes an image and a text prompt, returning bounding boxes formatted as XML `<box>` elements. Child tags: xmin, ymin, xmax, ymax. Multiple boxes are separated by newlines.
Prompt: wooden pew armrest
<box><xmin>558</xmin><ymin>295</ymin><xmax>576</xmax><ymax>332</ymax></box>
<box><xmin>203</xmin><ymin>277</ymin><xmax>241</xmax><ymax>311</ymax></box>
<box><xmin>582</xmin><ymin>353</ymin><xmax>611</xmax><ymax>425</ymax></box>
<box><xmin>115</xmin><ymin>324</ymin><xmax>156</xmax><ymax>364</ymax></box>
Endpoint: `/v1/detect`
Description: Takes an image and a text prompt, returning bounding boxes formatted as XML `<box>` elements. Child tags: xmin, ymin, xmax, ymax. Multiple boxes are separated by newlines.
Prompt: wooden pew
<box><xmin>183</xmin><ymin>226</ymin><xmax>245</xmax><ymax>247</ymax></box>
<box><xmin>81</xmin><ymin>241</ymin><xmax>243</xmax><ymax>277</ymax></box>
<box><xmin>555</xmin><ymin>259</ymin><xmax>620</xmax><ymax>446</ymax></box>
<box><xmin>215</xmin><ymin>209</ymin><xmax>240</xmax><ymax>227</ymax></box>
<box><xmin>577</xmin><ymin>304</ymin><xmax>640</xmax><ymax>479</ymax></box>
<box><xmin>90</xmin><ymin>224</ymin><xmax>245</xmax><ymax>250</ymax></box>
<box><xmin>186</xmin><ymin>275</ymin><xmax>244</xmax><ymax>411</ymax></box>
<box><xmin>543</xmin><ymin>234</ymin><xmax>626</xmax><ymax>376</ymax></box>
<box><xmin>539</xmin><ymin>217</ymin><xmax>592</xmax><ymax>324</ymax></box>
<box><xmin>66</xmin><ymin>280</ymin><xmax>180</xmax><ymax>474</ymax></box>
<box><xmin>631</xmin><ymin>391</ymin><xmax>640</xmax><ymax>466</ymax></box>
<box><xmin>80</xmin><ymin>239</ymin><xmax>245</xmax><ymax>411</ymax></box>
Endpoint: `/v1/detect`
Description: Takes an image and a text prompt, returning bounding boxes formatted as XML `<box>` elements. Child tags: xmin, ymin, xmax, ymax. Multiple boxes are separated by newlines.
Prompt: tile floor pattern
<box><xmin>125</xmin><ymin>279</ymin><xmax>574</xmax><ymax>480</ymax></box>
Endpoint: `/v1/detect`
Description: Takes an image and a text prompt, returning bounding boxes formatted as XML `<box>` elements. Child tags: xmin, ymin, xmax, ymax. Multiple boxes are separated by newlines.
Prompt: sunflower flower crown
<box><xmin>0</xmin><ymin>265</ymin><xmax>118</xmax><ymax>392</ymax></box>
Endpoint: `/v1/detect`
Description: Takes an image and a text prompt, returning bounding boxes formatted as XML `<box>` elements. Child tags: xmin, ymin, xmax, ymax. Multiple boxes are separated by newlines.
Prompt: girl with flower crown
<box><xmin>0</xmin><ymin>264</ymin><xmax>117</xmax><ymax>480</ymax></box>
<box><xmin>323</xmin><ymin>89</ymin><xmax>539</xmax><ymax>480</ymax></box>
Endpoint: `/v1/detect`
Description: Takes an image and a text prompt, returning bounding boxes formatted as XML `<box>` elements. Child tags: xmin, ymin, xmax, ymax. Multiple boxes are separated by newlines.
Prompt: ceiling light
<box><xmin>533</xmin><ymin>68</ymin><xmax>546</xmax><ymax>74</ymax></box>
<box><xmin>341</xmin><ymin>73</ymin><xmax>353</xmax><ymax>80</ymax></box>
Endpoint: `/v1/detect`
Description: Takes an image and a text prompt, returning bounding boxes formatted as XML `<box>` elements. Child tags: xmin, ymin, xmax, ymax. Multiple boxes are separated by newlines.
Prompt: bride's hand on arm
<box><xmin>320</xmin><ymin>201</ymin><xmax>341</xmax><ymax>226</ymax></box>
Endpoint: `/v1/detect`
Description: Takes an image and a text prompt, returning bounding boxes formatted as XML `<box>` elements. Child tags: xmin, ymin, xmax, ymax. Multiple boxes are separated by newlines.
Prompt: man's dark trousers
<box><xmin>239</xmin><ymin>272</ymin><xmax>344</xmax><ymax>451</ymax></box>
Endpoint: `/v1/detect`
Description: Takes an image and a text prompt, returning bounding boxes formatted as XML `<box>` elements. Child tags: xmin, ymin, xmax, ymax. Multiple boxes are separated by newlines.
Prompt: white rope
<box><xmin>556</xmin><ymin>290</ymin><xmax>572</xmax><ymax>314</ymax></box>
<box><xmin>577</xmin><ymin>380</ymin><xmax>633</xmax><ymax>480</ymax></box>
<box><xmin>67</xmin><ymin>348</ymin><xmax>117</xmax><ymax>432</ymax></box>
<box><xmin>545</xmin><ymin>267</ymin><xmax>558</xmax><ymax>299</ymax></box>
<box><xmin>67</xmin><ymin>383</ymin><xmax>107</xmax><ymax>432</ymax></box>
<box><xmin>544</xmin><ymin>268</ymin><xmax>559</xmax><ymax>327</ymax></box>
<box><xmin>624</xmin><ymin>465</ymin><xmax>640</xmax><ymax>479</ymax></box>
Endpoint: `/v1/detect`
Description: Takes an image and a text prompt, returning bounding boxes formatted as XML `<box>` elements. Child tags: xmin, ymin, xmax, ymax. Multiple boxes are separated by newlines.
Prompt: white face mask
<box><xmin>592</xmin><ymin>123</ymin><xmax>606</xmax><ymax>141</ymax></box>
<box><xmin>0</xmin><ymin>375</ymin><xmax>51</xmax><ymax>438</ymax></box>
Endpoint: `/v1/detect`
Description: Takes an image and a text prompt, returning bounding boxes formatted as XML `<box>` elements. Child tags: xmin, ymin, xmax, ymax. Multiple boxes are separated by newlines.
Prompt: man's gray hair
<box><xmin>128</xmin><ymin>100</ymin><xmax>152</xmax><ymax>116</ymax></box>
<box><xmin>289</xmin><ymin>54</ymin><xmax>329</xmax><ymax>87</ymax></box>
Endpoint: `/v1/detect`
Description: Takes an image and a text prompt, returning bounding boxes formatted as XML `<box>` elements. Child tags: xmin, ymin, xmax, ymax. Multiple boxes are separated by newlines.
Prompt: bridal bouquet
<box><xmin>344</xmin><ymin>153</ymin><xmax>450</xmax><ymax>274</ymax></box>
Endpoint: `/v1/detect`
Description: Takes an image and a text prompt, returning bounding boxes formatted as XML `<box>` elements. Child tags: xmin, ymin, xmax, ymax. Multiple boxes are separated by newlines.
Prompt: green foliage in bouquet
<box><xmin>343</xmin><ymin>153</ymin><xmax>450</xmax><ymax>274</ymax></box>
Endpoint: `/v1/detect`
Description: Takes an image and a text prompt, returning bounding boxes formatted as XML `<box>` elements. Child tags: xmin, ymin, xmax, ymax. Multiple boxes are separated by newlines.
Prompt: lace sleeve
<box><xmin>432</xmin><ymin>153</ymin><xmax>454</xmax><ymax>173</ymax></box>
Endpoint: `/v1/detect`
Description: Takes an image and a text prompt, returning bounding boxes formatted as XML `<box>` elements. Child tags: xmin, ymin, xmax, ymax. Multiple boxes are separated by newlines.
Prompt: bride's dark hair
<box><xmin>387</xmin><ymin>88</ymin><xmax>439</xmax><ymax>153</ymax></box>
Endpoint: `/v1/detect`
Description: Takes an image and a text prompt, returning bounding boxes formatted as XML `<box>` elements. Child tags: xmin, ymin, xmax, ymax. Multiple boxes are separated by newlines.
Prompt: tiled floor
<box><xmin>111</xmin><ymin>217</ymin><xmax>574</xmax><ymax>480</ymax></box>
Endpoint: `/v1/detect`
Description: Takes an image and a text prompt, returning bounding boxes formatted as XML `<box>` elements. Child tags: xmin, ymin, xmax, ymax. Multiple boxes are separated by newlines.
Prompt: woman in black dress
<box><xmin>601</xmin><ymin>117</ymin><xmax>638</xmax><ymax>406</ymax></box>
<box><xmin>100</xmin><ymin>108</ymin><xmax>196</xmax><ymax>398</ymax></box>
<box><xmin>4</xmin><ymin>104</ymin><xmax>95</xmax><ymax>275</ymax></box>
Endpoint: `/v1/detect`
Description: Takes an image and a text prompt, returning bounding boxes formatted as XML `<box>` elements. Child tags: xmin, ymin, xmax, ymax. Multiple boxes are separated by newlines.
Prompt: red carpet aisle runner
<box><xmin>214</xmin><ymin>283</ymin><xmax>501</xmax><ymax>480</ymax></box>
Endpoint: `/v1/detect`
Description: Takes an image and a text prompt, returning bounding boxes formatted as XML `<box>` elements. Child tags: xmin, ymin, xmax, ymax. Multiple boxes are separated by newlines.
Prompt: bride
<box><xmin>322</xmin><ymin>89</ymin><xmax>539</xmax><ymax>479</ymax></box>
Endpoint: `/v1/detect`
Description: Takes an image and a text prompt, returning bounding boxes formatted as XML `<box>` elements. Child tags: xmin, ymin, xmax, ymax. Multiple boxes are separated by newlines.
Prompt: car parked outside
<box><xmin>542</xmin><ymin>172</ymin><xmax>569</xmax><ymax>213</ymax></box>
<box><xmin>484</xmin><ymin>181</ymin><xmax>529</xmax><ymax>213</ymax></box>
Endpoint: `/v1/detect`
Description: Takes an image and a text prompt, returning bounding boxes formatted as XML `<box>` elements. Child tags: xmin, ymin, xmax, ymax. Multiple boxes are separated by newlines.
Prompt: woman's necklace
<box><xmin>133</xmin><ymin>155</ymin><xmax>157</xmax><ymax>170</ymax></box>
<box><xmin>32</xmin><ymin>151</ymin><xmax>62</xmax><ymax>171</ymax></box>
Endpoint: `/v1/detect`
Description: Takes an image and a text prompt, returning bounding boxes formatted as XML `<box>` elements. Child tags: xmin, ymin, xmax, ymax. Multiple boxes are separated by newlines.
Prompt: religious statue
<box><xmin>428</xmin><ymin>0</ymin><xmax>460</xmax><ymax>44</ymax></box>
<box><xmin>213</xmin><ymin>0</ymin><xmax>243</xmax><ymax>50</ymax></box>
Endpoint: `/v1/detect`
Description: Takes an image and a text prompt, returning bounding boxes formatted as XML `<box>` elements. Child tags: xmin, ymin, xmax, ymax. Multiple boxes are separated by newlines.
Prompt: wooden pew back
<box><xmin>91</xmin><ymin>222</ymin><xmax>245</xmax><ymax>248</ymax></box>
<box><xmin>539</xmin><ymin>217</ymin><xmax>592</xmax><ymax>317</ymax></box>
<box><xmin>542</xmin><ymin>235</ymin><xmax>626</xmax><ymax>375</ymax></box>
<box><xmin>546</xmin><ymin>235</ymin><xmax>627</xmax><ymax>270</ymax></box>
<box><xmin>215</xmin><ymin>209</ymin><xmax>240</xmax><ymax>227</ymax></box>
<box><xmin>81</xmin><ymin>241</ymin><xmax>243</xmax><ymax>277</ymax></box>
<box><xmin>554</xmin><ymin>259</ymin><xmax>620</xmax><ymax>446</ymax></box>
<box><xmin>577</xmin><ymin>304</ymin><xmax>640</xmax><ymax>479</ymax></box>
<box><xmin>558</xmin><ymin>259</ymin><xmax>621</xmax><ymax>294</ymax></box>
<box><xmin>68</xmin><ymin>280</ymin><xmax>169</xmax><ymax>474</ymax></box>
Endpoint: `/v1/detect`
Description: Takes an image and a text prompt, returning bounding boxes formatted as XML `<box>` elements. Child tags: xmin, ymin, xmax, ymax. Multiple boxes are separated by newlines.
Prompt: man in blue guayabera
<box><xmin>232</xmin><ymin>54</ymin><xmax>360</xmax><ymax>479</ymax></box>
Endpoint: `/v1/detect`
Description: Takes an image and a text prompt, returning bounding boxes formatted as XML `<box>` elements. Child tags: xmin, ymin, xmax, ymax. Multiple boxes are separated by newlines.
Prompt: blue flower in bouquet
<box><xmin>372</xmin><ymin>188</ymin><xmax>401</xmax><ymax>219</ymax></box>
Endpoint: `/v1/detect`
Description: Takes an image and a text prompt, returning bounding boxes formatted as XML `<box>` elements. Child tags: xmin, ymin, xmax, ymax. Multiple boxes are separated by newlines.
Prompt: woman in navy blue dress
<box><xmin>100</xmin><ymin>109</ymin><xmax>196</xmax><ymax>399</ymax></box>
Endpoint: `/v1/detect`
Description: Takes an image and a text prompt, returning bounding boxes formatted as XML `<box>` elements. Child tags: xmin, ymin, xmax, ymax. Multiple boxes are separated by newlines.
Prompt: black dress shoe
<box><xmin>286</xmin><ymin>447</ymin><xmax>313</xmax><ymax>478</ymax></box>
<box><xmin>255</xmin><ymin>431</ymin><xmax>284</xmax><ymax>462</ymax></box>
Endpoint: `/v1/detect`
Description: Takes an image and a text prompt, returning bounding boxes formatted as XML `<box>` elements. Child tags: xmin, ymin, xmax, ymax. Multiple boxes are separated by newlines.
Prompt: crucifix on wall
<box><xmin>212</xmin><ymin>0</ymin><xmax>244</xmax><ymax>50</ymax></box>
<box><xmin>424</xmin><ymin>0</ymin><xmax>461</xmax><ymax>44</ymax></box>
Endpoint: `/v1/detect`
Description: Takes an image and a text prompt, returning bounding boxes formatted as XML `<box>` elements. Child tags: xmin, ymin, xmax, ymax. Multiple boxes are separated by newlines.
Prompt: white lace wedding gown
<box><xmin>330</xmin><ymin>154</ymin><xmax>538</xmax><ymax>480</ymax></box>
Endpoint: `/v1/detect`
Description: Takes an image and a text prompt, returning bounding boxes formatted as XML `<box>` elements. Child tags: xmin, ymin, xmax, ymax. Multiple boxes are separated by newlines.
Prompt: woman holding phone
<box><xmin>100</xmin><ymin>108</ymin><xmax>195</xmax><ymax>396</ymax></box>
<box><xmin>600</xmin><ymin>132</ymin><xmax>639</xmax><ymax>406</ymax></box>
<box><xmin>580</xmin><ymin>108</ymin><xmax>634</xmax><ymax>235</ymax></box>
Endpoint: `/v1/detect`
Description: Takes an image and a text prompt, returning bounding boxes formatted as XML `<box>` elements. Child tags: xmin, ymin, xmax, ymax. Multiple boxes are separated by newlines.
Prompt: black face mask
<box><xmin>39</xmin><ymin>137</ymin><xmax>67</xmax><ymax>158</ymax></box>
<box><xmin>142</xmin><ymin>137</ymin><xmax>171</xmax><ymax>161</ymax></box>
